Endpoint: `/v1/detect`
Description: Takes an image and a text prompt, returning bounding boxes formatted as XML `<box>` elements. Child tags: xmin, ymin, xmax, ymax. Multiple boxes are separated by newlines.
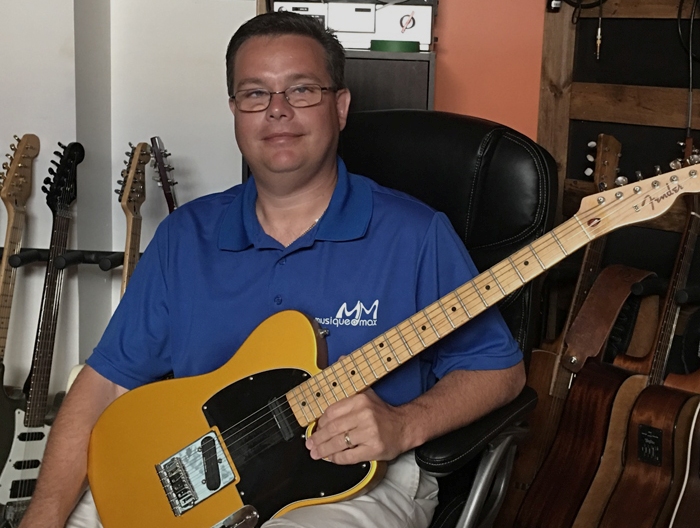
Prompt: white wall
<box><xmin>0</xmin><ymin>0</ymin><xmax>256</xmax><ymax>394</ymax></box>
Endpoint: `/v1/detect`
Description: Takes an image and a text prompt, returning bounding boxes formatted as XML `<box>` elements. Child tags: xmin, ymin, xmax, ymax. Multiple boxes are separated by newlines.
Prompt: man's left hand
<box><xmin>305</xmin><ymin>389</ymin><xmax>411</xmax><ymax>465</ymax></box>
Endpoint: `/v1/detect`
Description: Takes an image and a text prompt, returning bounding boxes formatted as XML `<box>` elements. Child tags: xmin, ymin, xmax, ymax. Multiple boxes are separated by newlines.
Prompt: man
<box><xmin>20</xmin><ymin>11</ymin><xmax>525</xmax><ymax>528</ymax></box>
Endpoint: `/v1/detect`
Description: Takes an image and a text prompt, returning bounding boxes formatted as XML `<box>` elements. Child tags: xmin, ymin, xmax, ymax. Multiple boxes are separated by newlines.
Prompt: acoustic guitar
<box><xmin>0</xmin><ymin>134</ymin><xmax>40</xmax><ymax>528</ymax></box>
<box><xmin>496</xmin><ymin>133</ymin><xmax>622</xmax><ymax>526</ymax></box>
<box><xmin>0</xmin><ymin>142</ymin><xmax>83</xmax><ymax>527</ymax></box>
<box><xmin>88</xmin><ymin>164</ymin><xmax>700</xmax><ymax>527</ymax></box>
<box><xmin>576</xmin><ymin>141</ymin><xmax>700</xmax><ymax>528</ymax></box>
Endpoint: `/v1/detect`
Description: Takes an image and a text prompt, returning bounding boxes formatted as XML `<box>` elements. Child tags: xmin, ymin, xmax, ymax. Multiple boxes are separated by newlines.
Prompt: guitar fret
<box><xmin>381</xmin><ymin>333</ymin><xmax>402</xmax><ymax>364</ymax></box>
<box><xmin>551</xmin><ymin>232</ymin><xmax>568</xmax><ymax>255</ymax></box>
<box><xmin>311</xmin><ymin>376</ymin><xmax>332</xmax><ymax>407</ymax></box>
<box><xmin>290</xmin><ymin>388</ymin><xmax>312</xmax><ymax>423</ymax></box>
<box><xmin>396</xmin><ymin>327</ymin><xmax>414</xmax><ymax>356</ymax></box>
<box><xmin>320</xmin><ymin>369</ymin><xmax>340</xmax><ymax>402</ymax></box>
<box><xmin>574</xmin><ymin>214</ymin><xmax>593</xmax><ymax>240</ymax></box>
<box><xmin>438</xmin><ymin>299</ymin><xmax>456</xmax><ymax>329</ymax></box>
<box><xmin>370</xmin><ymin>342</ymin><xmax>390</xmax><ymax>372</ymax></box>
<box><xmin>473</xmin><ymin>282</ymin><xmax>489</xmax><ymax>307</ymax></box>
<box><xmin>455</xmin><ymin>291</ymin><xmax>472</xmax><ymax>319</ymax></box>
<box><xmin>409</xmin><ymin>319</ymin><xmax>427</xmax><ymax>347</ymax></box>
<box><xmin>330</xmin><ymin>364</ymin><xmax>349</xmax><ymax>398</ymax></box>
<box><xmin>488</xmin><ymin>269</ymin><xmax>507</xmax><ymax>295</ymax></box>
<box><xmin>508</xmin><ymin>256</ymin><xmax>526</xmax><ymax>283</ymax></box>
<box><xmin>529</xmin><ymin>243</ymin><xmax>546</xmax><ymax>269</ymax></box>
<box><xmin>299</xmin><ymin>382</ymin><xmax>322</xmax><ymax>418</ymax></box>
<box><xmin>424</xmin><ymin>310</ymin><xmax>441</xmax><ymax>338</ymax></box>
<box><xmin>349</xmin><ymin>354</ymin><xmax>369</xmax><ymax>386</ymax></box>
<box><xmin>359</xmin><ymin>346</ymin><xmax>380</xmax><ymax>378</ymax></box>
<box><xmin>339</xmin><ymin>358</ymin><xmax>359</xmax><ymax>392</ymax></box>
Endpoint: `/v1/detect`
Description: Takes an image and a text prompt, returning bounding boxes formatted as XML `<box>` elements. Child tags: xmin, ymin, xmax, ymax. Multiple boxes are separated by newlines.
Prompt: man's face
<box><xmin>230</xmin><ymin>34</ymin><xmax>350</xmax><ymax>180</ymax></box>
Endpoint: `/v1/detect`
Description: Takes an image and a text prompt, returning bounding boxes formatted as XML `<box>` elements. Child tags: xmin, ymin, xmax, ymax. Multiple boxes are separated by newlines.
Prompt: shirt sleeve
<box><xmin>415</xmin><ymin>213</ymin><xmax>523</xmax><ymax>387</ymax></box>
<box><xmin>86</xmin><ymin>220</ymin><xmax>173</xmax><ymax>389</ymax></box>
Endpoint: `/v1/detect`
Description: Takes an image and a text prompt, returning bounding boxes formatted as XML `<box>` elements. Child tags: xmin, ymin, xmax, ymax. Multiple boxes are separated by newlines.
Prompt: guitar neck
<box><xmin>648</xmin><ymin>196</ymin><xmax>700</xmax><ymax>386</ymax></box>
<box><xmin>121</xmin><ymin>214</ymin><xmax>142</xmax><ymax>297</ymax></box>
<box><xmin>0</xmin><ymin>207</ymin><xmax>26</xmax><ymax>363</ymax></box>
<box><xmin>25</xmin><ymin>212</ymin><xmax>71</xmax><ymax>427</ymax></box>
<box><xmin>287</xmin><ymin>214</ymin><xmax>599</xmax><ymax>426</ymax></box>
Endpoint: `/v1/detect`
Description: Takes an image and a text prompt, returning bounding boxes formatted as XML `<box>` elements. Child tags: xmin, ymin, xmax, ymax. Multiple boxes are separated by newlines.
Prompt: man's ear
<box><xmin>229</xmin><ymin>97</ymin><xmax>237</xmax><ymax>115</ymax></box>
<box><xmin>336</xmin><ymin>89</ymin><xmax>351</xmax><ymax>131</ymax></box>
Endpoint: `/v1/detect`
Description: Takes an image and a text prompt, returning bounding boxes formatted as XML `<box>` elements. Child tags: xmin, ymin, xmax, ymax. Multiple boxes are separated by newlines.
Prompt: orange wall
<box><xmin>433</xmin><ymin>1</ymin><xmax>545</xmax><ymax>140</ymax></box>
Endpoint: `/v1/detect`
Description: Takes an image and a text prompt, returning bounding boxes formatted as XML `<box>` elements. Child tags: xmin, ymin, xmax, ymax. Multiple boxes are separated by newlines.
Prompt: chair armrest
<box><xmin>414</xmin><ymin>386</ymin><xmax>538</xmax><ymax>475</ymax></box>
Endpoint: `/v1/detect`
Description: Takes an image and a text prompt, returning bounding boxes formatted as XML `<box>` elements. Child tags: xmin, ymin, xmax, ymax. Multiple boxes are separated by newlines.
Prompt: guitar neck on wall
<box><xmin>0</xmin><ymin>134</ymin><xmax>39</xmax><ymax>528</ymax></box>
<box><xmin>117</xmin><ymin>142</ymin><xmax>150</xmax><ymax>297</ymax></box>
<box><xmin>150</xmin><ymin>136</ymin><xmax>178</xmax><ymax>214</ymax></box>
<box><xmin>0</xmin><ymin>142</ymin><xmax>83</xmax><ymax>527</ymax></box>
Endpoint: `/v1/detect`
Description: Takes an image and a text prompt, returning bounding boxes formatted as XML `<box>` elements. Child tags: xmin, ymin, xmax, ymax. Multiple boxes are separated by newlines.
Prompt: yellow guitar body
<box><xmin>88</xmin><ymin>310</ymin><xmax>382</xmax><ymax>528</ymax></box>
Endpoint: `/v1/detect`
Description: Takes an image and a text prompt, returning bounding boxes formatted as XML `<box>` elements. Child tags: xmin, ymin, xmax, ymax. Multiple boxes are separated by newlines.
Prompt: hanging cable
<box><xmin>686</xmin><ymin>0</ymin><xmax>698</xmax><ymax>138</ymax></box>
<box><xmin>678</xmin><ymin>0</ymin><xmax>700</xmax><ymax>63</ymax></box>
<box><xmin>562</xmin><ymin>0</ymin><xmax>607</xmax><ymax>25</ymax></box>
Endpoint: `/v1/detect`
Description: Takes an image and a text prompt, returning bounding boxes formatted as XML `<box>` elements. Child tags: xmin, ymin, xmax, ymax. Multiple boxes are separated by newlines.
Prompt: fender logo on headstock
<box><xmin>640</xmin><ymin>182</ymin><xmax>684</xmax><ymax>211</ymax></box>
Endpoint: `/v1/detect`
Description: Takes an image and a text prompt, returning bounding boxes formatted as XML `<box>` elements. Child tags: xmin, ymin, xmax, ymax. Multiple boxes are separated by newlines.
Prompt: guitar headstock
<box><xmin>42</xmin><ymin>142</ymin><xmax>84</xmax><ymax>215</ymax></box>
<box><xmin>670</xmin><ymin>137</ymin><xmax>700</xmax><ymax>170</ymax></box>
<box><xmin>587</xmin><ymin>134</ymin><xmax>623</xmax><ymax>190</ymax></box>
<box><xmin>1</xmin><ymin>134</ymin><xmax>40</xmax><ymax>208</ymax></box>
<box><xmin>150</xmin><ymin>136</ymin><xmax>178</xmax><ymax>214</ymax></box>
<box><xmin>578</xmin><ymin>163</ymin><xmax>700</xmax><ymax>235</ymax></box>
<box><xmin>117</xmin><ymin>142</ymin><xmax>150</xmax><ymax>218</ymax></box>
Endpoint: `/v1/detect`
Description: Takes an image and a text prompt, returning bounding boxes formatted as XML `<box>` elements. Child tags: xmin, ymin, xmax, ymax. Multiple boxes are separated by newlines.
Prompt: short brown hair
<box><xmin>225</xmin><ymin>11</ymin><xmax>346</xmax><ymax>97</ymax></box>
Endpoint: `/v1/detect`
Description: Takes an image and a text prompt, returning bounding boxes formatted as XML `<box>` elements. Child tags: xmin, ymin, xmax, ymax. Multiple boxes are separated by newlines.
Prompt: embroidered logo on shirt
<box><xmin>316</xmin><ymin>300</ymin><xmax>379</xmax><ymax>327</ymax></box>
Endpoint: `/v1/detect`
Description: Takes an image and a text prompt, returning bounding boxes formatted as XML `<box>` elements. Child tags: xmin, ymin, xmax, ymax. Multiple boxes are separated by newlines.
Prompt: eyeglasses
<box><xmin>231</xmin><ymin>84</ymin><xmax>336</xmax><ymax>112</ymax></box>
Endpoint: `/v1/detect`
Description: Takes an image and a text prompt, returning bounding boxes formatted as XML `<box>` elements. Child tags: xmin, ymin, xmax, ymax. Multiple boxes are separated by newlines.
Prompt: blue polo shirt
<box><xmin>87</xmin><ymin>159</ymin><xmax>521</xmax><ymax>406</ymax></box>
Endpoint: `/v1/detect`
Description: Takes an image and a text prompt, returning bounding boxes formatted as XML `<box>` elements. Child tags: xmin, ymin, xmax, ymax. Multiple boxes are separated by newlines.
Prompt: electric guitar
<box><xmin>0</xmin><ymin>134</ymin><xmax>40</xmax><ymax>528</ymax></box>
<box><xmin>150</xmin><ymin>136</ymin><xmax>178</xmax><ymax>213</ymax></box>
<box><xmin>88</xmin><ymin>164</ymin><xmax>700</xmax><ymax>528</ymax></box>
<box><xmin>496</xmin><ymin>133</ymin><xmax>622</xmax><ymax>526</ymax></box>
<box><xmin>0</xmin><ymin>142</ymin><xmax>83</xmax><ymax>527</ymax></box>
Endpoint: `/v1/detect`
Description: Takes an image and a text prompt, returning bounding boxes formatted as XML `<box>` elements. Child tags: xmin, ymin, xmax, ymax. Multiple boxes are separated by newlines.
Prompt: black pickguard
<box><xmin>203</xmin><ymin>368</ymin><xmax>372</xmax><ymax>523</ymax></box>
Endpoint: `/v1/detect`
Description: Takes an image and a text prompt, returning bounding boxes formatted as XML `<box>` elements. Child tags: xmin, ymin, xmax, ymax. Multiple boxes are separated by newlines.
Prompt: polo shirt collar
<box><xmin>218</xmin><ymin>157</ymin><xmax>372</xmax><ymax>251</ymax></box>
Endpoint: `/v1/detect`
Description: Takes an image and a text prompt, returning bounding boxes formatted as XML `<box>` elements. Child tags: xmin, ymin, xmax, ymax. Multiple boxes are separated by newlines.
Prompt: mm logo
<box><xmin>336</xmin><ymin>300</ymin><xmax>379</xmax><ymax>320</ymax></box>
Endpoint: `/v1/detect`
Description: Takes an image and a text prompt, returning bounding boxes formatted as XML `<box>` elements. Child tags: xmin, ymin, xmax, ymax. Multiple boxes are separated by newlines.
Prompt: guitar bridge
<box><xmin>155</xmin><ymin>431</ymin><xmax>236</xmax><ymax>517</ymax></box>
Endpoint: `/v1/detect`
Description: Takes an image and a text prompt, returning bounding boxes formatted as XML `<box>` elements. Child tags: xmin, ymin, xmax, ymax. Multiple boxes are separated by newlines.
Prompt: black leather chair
<box><xmin>338</xmin><ymin>110</ymin><xmax>558</xmax><ymax>528</ymax></box>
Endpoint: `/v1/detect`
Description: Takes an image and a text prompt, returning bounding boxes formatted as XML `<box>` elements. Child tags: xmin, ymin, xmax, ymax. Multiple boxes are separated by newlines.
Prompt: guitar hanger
<box><xmin>1</xmin><ymin>247</ymin><xmax>141</xmax><ymax>271</ymax></box>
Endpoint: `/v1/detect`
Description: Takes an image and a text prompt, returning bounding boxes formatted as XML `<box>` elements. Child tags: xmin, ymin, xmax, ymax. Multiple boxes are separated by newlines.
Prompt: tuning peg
<box><xmin>587</xmin><ymin>141</ymin><xmax>597</xmax><ymax>148</ymax></box>
<box><xmin>598</xmin><ymin>182</ymin><xmax>608</xmax><ymax>192</ymax></box>
<box><xmin>165</xmin><ymin>165</ymin><xmax>174</xmax><ymax>172</ymax></box>
<box><xmin>2</xmin><ymin>162</ymin><xmax>8</xmax><ymax>170</ymax></box>
<box><xmin>51</xmin><ymin>159</ymin><xmax>60</xmax><ymax>167</ymax></box>
<box><xmin>170</xmin><ymin>180</ymin><xmax>178</xmax><ymax>186</ymax></box>
<box><xmin>57</xmin><ymin>142</ymin><xmax>67</xmax><ymax>149</ymax></box>
<box><xmin>44</xmin><ymin>177</ymin><xmax>52</xmax><ymax>185</ymax></box>
<box><xmin>117</xmin><ymin>179</ymin><xmax>124</xmax><ymax>185</ymax></box>
<box><xmin>584</xmin><ymin>167</ymin><xmax>594</xmax><ymax>177</ymax></box>
<box><xmin>13</xmin><ymin>135</ymin><xmax>20</xmax><ymax>142</ymax></box>
<box><xmin>6</xmin><ymin>154</ymin><xmax>13</xmax><ymax>161</ymax></box>
<box><xmin>654</xmin><ymin>165</ymin><xmax>662</xmax><ymax>175</ymax></box>
<box><xmin>128</xmin><ymin>142</ymin><xmax>135</xmax><ymax>148</ymax></box>
<box><xmin>114</xmin><ymin>189</ymin><xmax>122</xmax><ymax>195</ymax></box>
<box><xmin>41</xmin><ymin>185</ymin><xmax>49</xmax><ymax>194</ymax></box>
<box><xmin>9</xmin><ymin>144</ymin><xmax>16</xmax><ymax>152</ymax></box>
<box><xmin>124</xmin><ymin>160</ymin><xmax>129</xmax><ymax>166</ymax></box>
<box><xmin>53</xmin><ymin>150</ymin><xmax>63</xmax><ymax>157</ymax></box>
<box><xmin>635</xmin><ymin>170</ymin><xmax>643</xmax><ymax>180</ymax></box>
<box><xmin>48</xmin><ymin>167</ymin><xmax>56</xmax><ymax>175</ymax></box>
<box><xmin>670</xmin><ymin>159</ymin><xmax>683</xmax><ymax>170</ymax></box>
<box><xmin>614</xmin><ymin>176</ymin><xmax>628</xmax><ymax>186</ymax></box>
<box><xmin>586</xmin><ymin>154</ymin><xmax>595</xmax><ymax>162</ymax></box>
<box><xmin>125</xmin><ymin>151</ymin><xmax>132</xmax><ymax>157</ymax></box>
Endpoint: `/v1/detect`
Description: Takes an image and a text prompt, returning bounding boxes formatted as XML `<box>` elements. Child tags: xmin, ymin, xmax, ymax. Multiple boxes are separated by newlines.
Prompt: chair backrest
<box><xmin>338</xmin><ymin>109</ymin><xmax>558</xmax><ymax>358</ymax></box>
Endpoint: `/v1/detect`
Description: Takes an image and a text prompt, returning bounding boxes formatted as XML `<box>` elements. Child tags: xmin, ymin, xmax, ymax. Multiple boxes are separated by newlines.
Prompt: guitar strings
<box><xmin>180</xmin><ymin>170</ymin><xmax>696</xmax><ymax>467</ymax></box>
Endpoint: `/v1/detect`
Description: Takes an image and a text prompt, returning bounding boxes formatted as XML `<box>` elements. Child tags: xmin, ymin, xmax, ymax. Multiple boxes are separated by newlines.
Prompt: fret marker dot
<box><xmin>421</xmin><ymin>325</ymin><xmax>426</xmax><ymax>331</ymax></box>
<box><xmin>485</xmin><ymin>285</ymin><xmax>491</xmax><ymax>290</ymax></box>
<box><xmin>524</xmin><ymin>260</ymin><xmax>529</xmax><ymax>266</ymax></box>
<box><xmin>387</xmin><ymin>357</ymin><xmax>392</xmax><ymax>362</ymax></box>
<box><xmin>315</xmin><ymin>392</ymin><xmax>320</xmax><ymax>397</ymax></box>
<box><xmin>379</xmin><ymin>343</ymin><xmax>384</xmax><ymax>348</ymax></box>
<box><xmin>301</xmin><ymin>402</ymin><xmax>306</xmax><ymax>406</ymax></box>
<box><xmin>332</xmin><ymin>382</ymin><xmax>337</xmax><ymax>387</ymax></box>
<box><xmin>351</xmin><ymin>370</ymin><xmax>356</xmax><ymax>376</ymax></box>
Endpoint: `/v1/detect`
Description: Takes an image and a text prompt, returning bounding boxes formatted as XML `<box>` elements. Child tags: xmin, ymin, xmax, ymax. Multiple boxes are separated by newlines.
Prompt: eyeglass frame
<box><xmin>230</xmin><ymin>83</ymin><xmax>337</xmax><ymax>113</ymax></box>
